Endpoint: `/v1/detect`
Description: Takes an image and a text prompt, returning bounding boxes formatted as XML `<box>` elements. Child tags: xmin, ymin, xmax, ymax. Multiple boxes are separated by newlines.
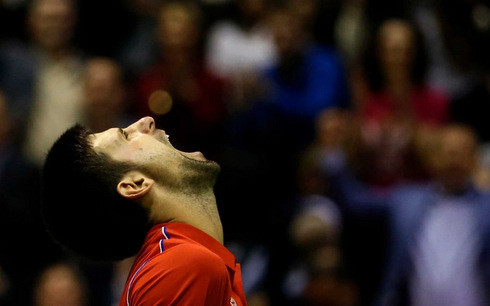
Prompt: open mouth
<box><xmin>159</xmin><ymin>130</ymin><xmax>208</xmax><ymax>162</ymax></box>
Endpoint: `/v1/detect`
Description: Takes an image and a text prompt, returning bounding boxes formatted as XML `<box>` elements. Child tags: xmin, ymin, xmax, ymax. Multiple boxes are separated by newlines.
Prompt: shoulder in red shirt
<box><xmin>120</xmin><ymin>222</ymin><xmax>247</xmax><ymax>306</ymax></box>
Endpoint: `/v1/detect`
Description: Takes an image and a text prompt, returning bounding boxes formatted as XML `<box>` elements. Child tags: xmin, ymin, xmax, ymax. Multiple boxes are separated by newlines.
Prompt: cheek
<box><xmin>112</xmin><ymin>142</ymin><xmax>148</xmax><ymax>162</ymax></box>
<box><xmin>131</xmin><ymin>141</ymin><xmax>178</xmax><ymax>163</ymax></box>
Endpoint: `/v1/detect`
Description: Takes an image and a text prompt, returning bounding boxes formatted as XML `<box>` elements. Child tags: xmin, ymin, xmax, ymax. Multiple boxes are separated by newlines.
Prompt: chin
<box><xmin>179</xmin><ymin>150</ymin><xmax>208</xmax><ymax>162</ymax></box>
<box><xmin>181</xmin><ymin>158</ymin><xmax>221</xmax><ymax>192</ymax></box>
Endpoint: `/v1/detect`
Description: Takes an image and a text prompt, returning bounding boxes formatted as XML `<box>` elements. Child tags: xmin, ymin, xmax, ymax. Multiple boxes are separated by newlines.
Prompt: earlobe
<box><xmin>117</xmin><ymin>171</ymin><xmax>155</xmax><ymax>200</ymax></box>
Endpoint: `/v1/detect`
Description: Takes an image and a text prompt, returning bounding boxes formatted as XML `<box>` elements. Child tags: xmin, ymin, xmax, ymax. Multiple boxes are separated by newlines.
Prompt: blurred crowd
<box><xmin>1</xmin><ymin>0</ymin><xmax>490</xmax><ymax>305</ymax></box>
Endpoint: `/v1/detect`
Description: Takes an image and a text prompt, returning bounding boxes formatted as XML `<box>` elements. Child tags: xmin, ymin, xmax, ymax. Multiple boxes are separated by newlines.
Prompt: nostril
<box><xmin>140</xmin><ymin>116</ymin><xmax>155</xmax><ymax>133</ymax></box>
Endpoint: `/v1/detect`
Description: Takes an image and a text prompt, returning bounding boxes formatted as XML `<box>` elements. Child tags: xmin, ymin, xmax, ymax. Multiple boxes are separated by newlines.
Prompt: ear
<box><xmin>117</xmin><ymin>171</ymin><xmax>155</xmax><ymax>200</ymax></box>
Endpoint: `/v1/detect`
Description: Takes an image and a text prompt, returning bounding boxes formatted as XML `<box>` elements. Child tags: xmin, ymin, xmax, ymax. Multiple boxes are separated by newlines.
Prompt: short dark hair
<box><xmin>42</xmin><ymin>125</ymin><xmax>151</xmax><ymax>262</ymax></box>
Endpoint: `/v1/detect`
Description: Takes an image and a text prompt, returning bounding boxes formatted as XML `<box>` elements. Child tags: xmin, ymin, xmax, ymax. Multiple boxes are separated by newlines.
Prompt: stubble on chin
<box><xmin>179</xmin><ymin>158</ymin><xmax>221</xmax><ymax>193</ymax></box>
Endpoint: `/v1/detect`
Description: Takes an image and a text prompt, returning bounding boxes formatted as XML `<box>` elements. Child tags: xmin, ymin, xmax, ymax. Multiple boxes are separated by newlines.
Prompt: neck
<box><xmin>147</xmin><ymin>186</ymin><xmax>224</xmax><ymax>244</ymax></box>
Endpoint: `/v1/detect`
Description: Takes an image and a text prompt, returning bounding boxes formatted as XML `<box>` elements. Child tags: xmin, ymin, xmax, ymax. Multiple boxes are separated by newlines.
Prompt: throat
<box><xmin>188</xmin><ymin>193</ymin><xmax>224</xmax><ymax>244</ymax></box>
<box><xmin>149</xmin><ymin>190</ymin><xmax>224</xmax><ymax>244</ymax></box>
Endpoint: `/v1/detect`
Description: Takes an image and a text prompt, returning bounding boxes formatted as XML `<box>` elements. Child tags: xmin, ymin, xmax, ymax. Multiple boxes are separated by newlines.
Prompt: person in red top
<box><xmin>354</xmin><ymin>19</ymin><xmax>449</xmax><ymax>187</ymax></box>
<box><xmin>41</xmin><ymin>116</ymin><xmax>247</xmax><ymax>305</ymax></box>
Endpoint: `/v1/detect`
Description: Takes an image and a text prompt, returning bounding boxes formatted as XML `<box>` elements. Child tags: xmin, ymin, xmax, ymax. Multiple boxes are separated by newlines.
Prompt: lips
<box><xmin>157</xmin><ymin>130</ymin><xmax>172</xmax><ymax>145</ymax></box>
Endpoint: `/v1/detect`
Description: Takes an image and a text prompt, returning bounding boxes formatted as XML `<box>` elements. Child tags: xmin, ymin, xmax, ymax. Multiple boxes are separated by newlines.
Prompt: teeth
<box><xmin>166</xmin><ymin>135</ymin><xmax>170</xmax><ymax>140</ymax></box>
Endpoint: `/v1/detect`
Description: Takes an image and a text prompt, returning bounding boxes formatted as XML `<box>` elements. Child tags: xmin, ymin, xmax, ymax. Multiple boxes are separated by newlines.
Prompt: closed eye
<box><xmin>119</xmin><ymin>128</ymin><xmax>129</xmax><ymax>140</ymax></box>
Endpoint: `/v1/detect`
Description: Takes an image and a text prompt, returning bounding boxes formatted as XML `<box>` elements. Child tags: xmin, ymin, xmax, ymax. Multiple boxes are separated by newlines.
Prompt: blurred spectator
<box><xmin>217</xmin><ymin>8</ymin><xmax>349</xmax><ymax>302</ymax></box>
<box><xmin>306</xmin><ymin>108</ymin><xmax>352</xmax><ymax>160</ymax></box>
<box><xmin>321</xmin><ymin>123</ymin><xmax>490</xmax><ymax>305</ymax></box>
<box><xmin>1</xmin><ymin>0</ymin><xmax>85</xmax><ymax>167</ymax></box>
<box><xmin>262</xmin><ymin>6</ymin><xmax>350</xmax><ymax>122</ymax></box>
<box><xmin>0</xmin><ymin>91</ymin><xmax>62</xmax><ymax>306</ymax></box>
<box><xmin>83</xmin><ymin>57</ymin><xmax>133</xmax><ymax>132</ymax></box>
<box><xmin>294</xmin><ymin>108</ymin><xmax>353</xmax><ymax>203</ymax></box>
<box><xmin>205</xmin><ymin>0</ymin><xmax>277</xmax><ymax>111</ymax></box>
<box><xmin>361</xmin><ymin>19</ymin><xmax>447</xmax><ymax>124</ymax></box>
<box><xmin>233</xmin><ymin>5</ymin><xmax>350</xmax><ymax>156</ymax></box>
<box><xmin>334</xmin><ymin>0</ymin><xmax>369</xmax><ymax>68</ymax></box>
<box><xmin>412</xmin><ymin>2</ymin><xmax>474</xmax><ymax>99</ymax></box>
<box><xmin>135</xmin><ymin>0</ymin><xmax>228</xmax><ymax>159</ymax></box>
<box><xmin>297</xmin><ymin>108</ymin><xmax>385</xmax><ymax>305</ymax></box>
<box><xmin>285</xmin><ymin>195</ymin><xmax>358</xmax><ymax>306</ymax></box>
<box><xmin>117</xmin><ymin>0</ymin><xmax>162</xmax><ymax>76</ymax></box>
<box><xmin>206</xmin><ymin>0</ymin><xmax>276</xmax><ymax>77</ymax></box>
<box><xmin>355</xmin><ymin>19</ymin><xmax>449</xmax><ymax>187</ymax></box>
<box><xmin>281</xmin><ymin>124</ymin><xmax>359</xmax><ymax>305</ymax></box>
<box><xmin>379</xmin><ymin>124</ymin><xmax>490</xmax><ymax>306</ymax></box>
<box><xmin>34</xmin><ymin>262</ymin><xmax>86</xmax><ymax>306</ymax></box>
<box><xmin>286</xmin><ymin>0</ymin><xmax>340</xmax><ymax>49</ymax></box>
<box><xmin>416</xmin><ymin>0</ymin><xmax>490</xmax><ymax>100</ymax></box>
<box><xmin>236</xmin><ymin>4</ymin><xmax>350</xmax><ymax>170</ymax></box>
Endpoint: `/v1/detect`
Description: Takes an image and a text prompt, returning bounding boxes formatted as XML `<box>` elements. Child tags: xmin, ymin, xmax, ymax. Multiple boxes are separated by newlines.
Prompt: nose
<box><xmin>125</xmin><ymin>116</ymin><xmax>155</xmax><ymax>134</ymax></box>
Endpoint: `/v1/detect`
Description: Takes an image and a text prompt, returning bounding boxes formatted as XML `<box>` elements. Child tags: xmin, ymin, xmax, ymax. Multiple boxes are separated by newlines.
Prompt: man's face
<box><xmin>90</xmin><ymin>117</ymin><xmax>219</xmax><ymax>189</ymax></box>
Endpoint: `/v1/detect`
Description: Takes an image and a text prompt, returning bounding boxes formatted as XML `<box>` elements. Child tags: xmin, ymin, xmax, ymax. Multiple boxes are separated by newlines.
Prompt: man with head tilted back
<box><xmin>41</xmin><ymin>116</ymin><xmax>247</xmax><ymax>305</ymax></box>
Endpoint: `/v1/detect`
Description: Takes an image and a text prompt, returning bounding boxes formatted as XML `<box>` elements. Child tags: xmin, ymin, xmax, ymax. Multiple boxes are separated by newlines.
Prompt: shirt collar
<box><xmin>145</xmin><ymin>222</ymin><xmax>237</xmax><ymax>271</ymax></box>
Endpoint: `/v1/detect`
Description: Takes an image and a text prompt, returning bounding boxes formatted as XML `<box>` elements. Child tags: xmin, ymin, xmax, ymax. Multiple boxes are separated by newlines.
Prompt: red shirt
<box><xmin>119</xmin><ymin>222</ymin><xmax>247</xmax><ymax>306</ymax></box>
<box><xmin>363</xmin><ymin>86</ymin><xmax>449</xmax><ymax>127</ymax></box>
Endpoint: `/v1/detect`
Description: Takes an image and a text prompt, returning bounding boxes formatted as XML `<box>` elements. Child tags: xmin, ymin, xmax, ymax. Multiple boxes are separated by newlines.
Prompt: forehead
<box><xmin>90</xmin><ymin>128</ymin><xmax>122</xmax><ymax>153</ymax></box>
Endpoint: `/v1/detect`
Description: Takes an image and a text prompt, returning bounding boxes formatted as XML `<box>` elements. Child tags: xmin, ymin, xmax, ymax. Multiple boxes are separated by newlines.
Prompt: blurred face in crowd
<box><xmin>90</xmin><ymin>117</ymin><xmax>220</xmax><ymax>191</ymax></box>
<box><xmin>377</xmin><ymin>20</ymin><xmax>415</xmax><ymax>79</ymax></box>
<box><xmin>84</xmin><ymin>58</ymin><xmax>124</xmax><ymax>131</ymax></box>
<box><xmin>34</xmin><ymin>264</ymin><xmax>85</xmax><ymax>306</ymax></box>
<box><xmin>29</xmin><ymin>0</ymin><xmax>76</xmax><ymax>53</ymax></box>
<box><xmin>315</xmin><ymin>109</ymin><xmax>350</xmax><ymax>149</ymax></box>
<box><xmin>157</xmin><ymin>2</ymin><xmax>199</xmax><ymax>52</ymax></box>
<box><xmin>270</xmin><ymin>9</ymin><xmax>304</xmax><ymax>57</ymax></box>
<box><xmin>432</xmin><ymin>125</ymin><xmax>478</xmax><ymax>192</ymax></box>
